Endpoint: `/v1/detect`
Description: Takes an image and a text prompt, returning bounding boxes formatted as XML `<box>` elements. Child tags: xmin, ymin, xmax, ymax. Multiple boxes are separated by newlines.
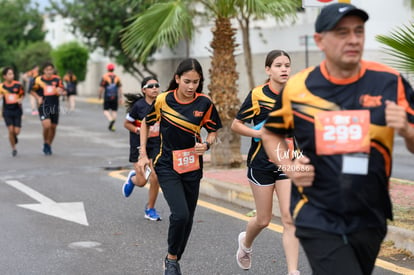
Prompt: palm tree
<box><xmin>121</xmin><ymin>0</ymin><xmax>300</xmax><ymax>167</ymax></box>
<box><xmin>234</xmin><ymin>0</ymin><xmax>301</xmax><ymax>89</ymax></box>
<box><xmin>376</xmin><ymin>22</ymin><xmax>414</xmax><ymax>73</ymax></box>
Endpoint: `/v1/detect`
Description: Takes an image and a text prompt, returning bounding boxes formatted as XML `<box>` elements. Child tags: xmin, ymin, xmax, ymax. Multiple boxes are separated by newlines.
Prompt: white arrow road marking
<box><xmin>5</xmin><ymin>180</ymin><xmax>89</xmax><ymax>226</ymax></box>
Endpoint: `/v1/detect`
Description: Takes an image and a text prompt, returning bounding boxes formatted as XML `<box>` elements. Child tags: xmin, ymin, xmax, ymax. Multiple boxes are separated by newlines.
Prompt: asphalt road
<box><xmin>0</xmin><ymin>98</ymin><xmax>412</xmax><ymax>274</ymax></box>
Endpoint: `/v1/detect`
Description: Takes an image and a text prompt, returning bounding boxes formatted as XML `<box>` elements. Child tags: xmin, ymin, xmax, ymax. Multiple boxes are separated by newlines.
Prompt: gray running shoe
<box><xmin>236</xmin><ymin>231</ymin><xmax>252</xmax><ymax>270</ymax></box>
<box><xmin>164</xmin><ymin>257</ymin><xmax>182</xmax><ymax>275</ymax></box>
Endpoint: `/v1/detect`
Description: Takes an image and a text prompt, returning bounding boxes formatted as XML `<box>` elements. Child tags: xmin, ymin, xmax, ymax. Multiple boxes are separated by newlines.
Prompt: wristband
<box><xmin>203</xmin><ymin>141</ymin><xmax>210</xmax><ymax>150</ymax></box>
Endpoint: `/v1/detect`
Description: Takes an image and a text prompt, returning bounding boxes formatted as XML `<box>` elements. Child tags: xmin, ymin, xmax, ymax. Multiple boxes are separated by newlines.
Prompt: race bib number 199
<box><xmin>315</xmin><ymin>110</ymin><xmax>370</xmax><ymax>155</ymax></box>
<box><xmin>172</xmin><ymin>148</ymin><xmax>200</xmax><ymax>174</ymax></box>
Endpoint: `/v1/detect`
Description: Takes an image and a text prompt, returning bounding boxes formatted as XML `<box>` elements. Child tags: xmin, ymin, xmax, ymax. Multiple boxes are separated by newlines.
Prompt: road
<box><xmin>0</xmin><ymin>98</ymin><xmax>413</xmax><ymax>274</ymax></box>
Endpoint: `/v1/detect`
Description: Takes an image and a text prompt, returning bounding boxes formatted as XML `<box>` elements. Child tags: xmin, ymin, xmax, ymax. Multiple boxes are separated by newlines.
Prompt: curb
<box><xmin>200</xmin><ymin>176</ymin><xmax>414</xmax><ymax>255</ymax></box>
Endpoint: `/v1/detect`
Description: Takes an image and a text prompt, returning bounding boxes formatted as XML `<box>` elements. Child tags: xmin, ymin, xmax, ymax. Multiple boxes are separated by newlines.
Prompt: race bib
<box><xmin>148</xmin><ymin>122</ymin><xmax>160</xmax><ymax>138</ymax></box>
<box><xmin>315</xmin><ymin>110</ymin><xmax>370</xmax><ymax>155</ymax></box>
<box><xmin>172</xmin><ymin>148</ymin><xmax>200</xmax><ymax>174</ymax></box>
<box><xmin>44</xmin><ymin>85</ymin><xmax>57</xmax><ymax>96</ymax></box>
<box><xmin>5</xmin><ymin>93</ymin><xmax>18</xmax><ymax>104</ymax></box>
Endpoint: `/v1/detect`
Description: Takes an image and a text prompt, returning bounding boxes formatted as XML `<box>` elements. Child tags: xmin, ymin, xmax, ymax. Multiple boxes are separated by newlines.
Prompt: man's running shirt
<box><xmin>32</xmin><ymin>75</ymin><xmax>63</xmax><ymax>107</ymax></box>
<box><xmin>265</xmin><ymin>60</ymin><xmax>414</xmax><ymax>234</ymax></box>
<box><xmin>0</xmin><ymin>81</ymin><xmax>24</xmax><ymax>115</ymax></box>
<box><xmin>126</xmin><ymin>97</ymin><xmax>160</xmax><ymax>151</ymax></box>
<box><xmin>100</xmin><ymin>72</ymin><xmax>121</xmax><ymax>101</ymax></box>
<box><xmin>236</xmin><ymin>83</ymin><xmax>280</xmax><ymax>171</ymax></box>
<box><xmin>145</xmin><ymin>90</ymin><xmax>222</xmax><ymax>171</ymax></box>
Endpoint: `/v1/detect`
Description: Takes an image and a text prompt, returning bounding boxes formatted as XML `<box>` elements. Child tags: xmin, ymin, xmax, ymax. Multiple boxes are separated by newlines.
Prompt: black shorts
<box><xmin>129</xmin><ymin>145</ymin><xmax>158</xmax><ymax>163</ymax></box>
<box><xmin>3</xmin><ymin>113</ymin><xmax>22</xmax><ymax>127</ymax></box>
<box><xmin>39</xmin><ymin>104</ymin><xmax>59</xmax><ymax>124</ymax></box>
<box><xmin>247</xmin><ymin>167</ymin><xmax>288</xmax><ymax>186</ymax></box>
<box><xmin>67</xmin><ymin>90</ymin><xmax>77</xmax><ymax>96</ymax></box>
<box><xmin>103</xmin><ymin>99</ymin><xmax>118</xmax><ymax>111</ymax></box>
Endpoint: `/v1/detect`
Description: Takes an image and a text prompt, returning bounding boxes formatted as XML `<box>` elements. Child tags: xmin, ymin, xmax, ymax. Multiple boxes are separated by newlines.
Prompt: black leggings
<box><xmin>156</xmin><ymin>168</ymin><xmax>202</xmax><ymax>260</ymax></box>
<box><xmin>296</xmin><ymin>226</ymin><xmax>387</xmax><ymax>275</ymax></box>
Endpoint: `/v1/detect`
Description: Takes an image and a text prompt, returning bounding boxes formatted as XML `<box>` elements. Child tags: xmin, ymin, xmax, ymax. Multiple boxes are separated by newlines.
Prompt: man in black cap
<box><xmin>261</xmin><ymin>3</ymin><xmax>414</xmax><ymax>275</ymax></box>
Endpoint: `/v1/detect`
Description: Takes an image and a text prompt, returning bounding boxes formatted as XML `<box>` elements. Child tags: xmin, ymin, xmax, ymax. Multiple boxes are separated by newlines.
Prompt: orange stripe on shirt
<box><xmin>371</xmin><ymin>142</ymin><xmax>391</xmax><ymax>178</ymax></box>
<box><xmin>293</xmin><ymin>110</ymin><xmax>315</xmax><ymax>124</ymax></box>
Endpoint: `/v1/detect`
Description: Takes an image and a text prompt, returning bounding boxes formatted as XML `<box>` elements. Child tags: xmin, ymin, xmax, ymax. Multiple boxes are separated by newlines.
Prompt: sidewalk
<box><xmin>200</xmin><ymin>158</ymin><xmax>414</xmax><ymax>255</ymax></box>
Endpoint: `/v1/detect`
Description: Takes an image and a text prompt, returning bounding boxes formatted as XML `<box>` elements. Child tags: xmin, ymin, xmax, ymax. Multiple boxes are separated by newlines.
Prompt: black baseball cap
<box><xmin>315</xmin><ymin>3</ymin><xmax>369</xmax><ymax>33</ymax></box>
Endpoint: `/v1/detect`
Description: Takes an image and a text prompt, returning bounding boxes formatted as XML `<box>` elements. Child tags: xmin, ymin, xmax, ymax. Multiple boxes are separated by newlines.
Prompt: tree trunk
<box><xmin>208</xmin><ymin>16</ymin><xmax>243</xmax><ymax>168</ymax></box>
<box><xmin>239</xmin><ymin>17</ymin><xmax>255</xmax><ymax>90</ymax></box>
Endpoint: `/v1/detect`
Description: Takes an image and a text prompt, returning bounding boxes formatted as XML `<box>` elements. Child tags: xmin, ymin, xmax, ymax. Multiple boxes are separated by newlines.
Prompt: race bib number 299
<box><xmin>314</xmin><ymin>110</ymin><xmax>370</xmax><ymax>155</ymax></box>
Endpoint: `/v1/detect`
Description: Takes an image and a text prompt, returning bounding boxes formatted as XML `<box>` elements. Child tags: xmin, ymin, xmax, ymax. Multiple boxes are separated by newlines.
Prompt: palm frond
<box><xmin>376</xmin><ymin>23</ymin><xmax>414</xmax><ymax>72</ymax></box>
<box><xmin>121</xmin><ymin>1</ymin><xmax>193</xmax><ymax>62</ymax></box>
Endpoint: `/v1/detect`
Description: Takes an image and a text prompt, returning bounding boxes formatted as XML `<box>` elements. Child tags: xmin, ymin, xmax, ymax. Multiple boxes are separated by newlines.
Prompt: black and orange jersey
<box><xmin>146</xmin><ymin>90</ymin><xmax>222</xmax><ymax>170</ymax></box>
<box><xmin>236</xmin><ymin>83</ymin><xmax>281</xmax><ymax>170</ymax></box>
<box><xmin>63</xmin><ymin>73</ymin><xmax>77</xmax><ymax>94</ymax></box>
<box><xmin>99</xmin><ymin>72</ymin><xmax>121</xmax><ymax>87</ymax></box>
<box><xmin>126</xmin><ymin>97</ymin><xmax>160</xmax><ymax>150</ymax></box>
<box><xmin>63</xmin><ymin>74</ymin><xmax>77</xmax><ymax>83</ymax></box>
<box><xmin>100</xmin><ymin>72</ymin><xmax>121</xmax><ymax>100</ymax></box>
<box><xmin>0</xmin><ymin>81</ymin><xmax>24</xmax><ymax>113</ymax></box>
<box><xmin>265</xmin><ymin>60</ymin><xmax>414</xmax><ymax>234</ymax></box>
<box><xmin>32</xmin><ymin>75</ymin><xmax>63</xmax><ymax>106</ymax></box>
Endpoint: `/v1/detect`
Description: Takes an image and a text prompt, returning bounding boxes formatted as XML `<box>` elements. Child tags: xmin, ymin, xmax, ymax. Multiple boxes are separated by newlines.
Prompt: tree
<box><xmin>122</xmin><ymin>0</ymin><xmax>301</xmax><ymax>167</ymax></box>
<box><xmin>0</xmin><ymin>0</ymin><xmax>46</xmax><ymax>72</ymax></box>
<box><xmin>376</xmin><ymin>23</ymin><xmax>414</xmax><ymax>73</ymax></box>
<box><xmin>234</xmin><ymin>0</ymin><xmax>301</xmax><ymax>89</ymax></box>
<box><xmin>48</xmin><ymin>0</ymin><xmax>156</xmax><ymax>79</ymax></box>
<box><xmin>14</xmin><ymin>41</ymin><xmax>52</xmax><ymax>73</ymax></box>
<box><xmin>51</xmin><ymin>41</ymin><xmax>89</xmax><ymax>81</ymax></box>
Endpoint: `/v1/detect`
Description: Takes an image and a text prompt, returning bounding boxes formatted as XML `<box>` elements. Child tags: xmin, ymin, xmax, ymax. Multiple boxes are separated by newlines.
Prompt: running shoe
<box><xmin>145</xmin><ymin>206</ymin><xmax>162</xmax><ymax>221</ymax></box>
<box><xmin>108</xmin><ymin>120</ymin><xmax>115</xmax><ymax>131</ymax></box>
<box><xmin>31</xmin><ymin>110</ymin><xmax>39</xmax><ymax>115</ymax></box>
<box><xmin>164</xmin><ymin>257</ymin><xmax>182</xmax><ymax>275</ymax></box>
<box><xmin>288</xmin><ymin>271</ymin><xmax>300</xmax><ymax>275</ymax></box>
<box><xmin>236</xmin><ymin>231</ymin><xmax>252</xmax><ymax>270</ymax></box>
<box><xmin>43</xmin><ymin>143</ymin><xmax>52</xmax><ymax>155</ymax></box>
<box><xmin>122</xmin><ymin>170</ymin><xmax>136</xmax><ymax>197</ymax></box>
<box><xmin>12</xmin><ymin>149</ymin><xmax>17</xmax><ymax>157</ymax></box>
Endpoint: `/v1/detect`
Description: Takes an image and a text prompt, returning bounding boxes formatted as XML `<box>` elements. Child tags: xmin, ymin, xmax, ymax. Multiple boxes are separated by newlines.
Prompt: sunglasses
<box><xmin>143</xmin><ymin>83</ymin><xmax>160</xmax><ymax>89</ymax></box>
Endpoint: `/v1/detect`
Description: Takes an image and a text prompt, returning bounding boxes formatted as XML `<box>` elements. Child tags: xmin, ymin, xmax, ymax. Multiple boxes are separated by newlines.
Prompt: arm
<box><xmin>261</xmin><ymin>127</ymin><xmax>315</xmax><ymax>187</ymax></box>
<box><xmin>118</xmin><ymin>86</ymin><xmax>123</xmax><ymax>104</ymax></box>
<box><xmin>386</xmin><ymin>100</ymin><xmax>414</xmax><ymax>153</ymax></box>
<box><xmin>137</xmin><ymin>118</ymin><xmax>150</xmax><ymax>174</ymax></box>
<box><xmin>124</xmin><ymin>119</ymin><xmax>139</xmax><ymax>134</ymax></box>
<box><xmin>30</xmin><ymin>89</ymin><xmax>43</xmax><ymax>106</ymax></box>
<box><xmin>231</xmin><ymin>119</ymin><xmax>261</xmax><ymax>139</ymax></box>
<box><xmin>98</xmin><ymin>86</ymin><xmax>104</xmax><ymax>100</ymax></box>
<box><xmin>195</xmin><ymin>131</ymin><xmax>218</xmax><ymax>155</ymax></box>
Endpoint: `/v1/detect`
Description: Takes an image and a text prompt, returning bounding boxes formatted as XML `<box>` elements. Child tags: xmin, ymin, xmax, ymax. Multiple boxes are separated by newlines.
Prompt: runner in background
<box><xmin>63</xmin><ymin>70</ymin><xmax>78</xmax><ymax>112</ymax></box>
<box><xmin>22</xmin><ymin>65</ymin><xmax>40</xmax><ymax>115</ymax></box>
<box><xmin>0</xmin><ymin>67</ymin><xmax>25</xmax><ymax>157</ymax></box>
<box><xmin>138</xmin><ymin>58</ymin><xmax>222</xmax><ymax>275</ymax></box>
<box><xmin>98</xmin><ymin>63</ymin><xmax>123</xmax><ymax>131</ymax></box>
<box><xmin>122</xmin><ymin>76</ymin><xmax>162</xmax><ymax>221</ymax></box>
<box><xmin>30</xmin><ymin>62</ymin><xmax>65</xmax><ymax>155</ymax></box>
<box><xmin>231</xmin><ymin>50</ymin><xmax>300</xmax><ymax>275</ymax></box>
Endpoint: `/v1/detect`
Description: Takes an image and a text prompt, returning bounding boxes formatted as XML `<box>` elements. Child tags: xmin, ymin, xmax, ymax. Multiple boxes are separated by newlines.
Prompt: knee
<box><xmin>255</xmin><ymin>215</ymin><xmax>271</xmax><ymax>229</ymax></box>
<box><xmin>171</xmin><ymin>210</ymin><xmax>190</xmax><ymax>224</ymax></box>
